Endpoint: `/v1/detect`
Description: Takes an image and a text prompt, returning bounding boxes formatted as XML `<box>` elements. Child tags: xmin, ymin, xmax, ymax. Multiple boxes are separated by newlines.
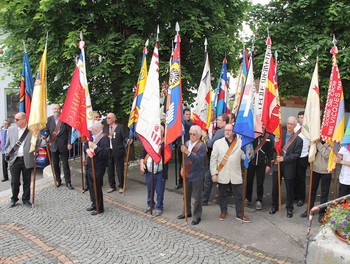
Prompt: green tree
<box><xmin>0</xmin><ymin>0</ymin><xmax>249</xmax><ymax>121</ymax></box>
<box><xmin>249</xmin><ymin>0</ymin><xmax>350</xmax><ymax>104</ymax></box>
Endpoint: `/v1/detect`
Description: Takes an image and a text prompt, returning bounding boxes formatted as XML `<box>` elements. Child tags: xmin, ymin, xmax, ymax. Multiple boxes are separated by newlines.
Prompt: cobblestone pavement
<box><xmin>0</xmin><ymin>176</ymin><xmax>301</xmax><ymax>264</ymax></box>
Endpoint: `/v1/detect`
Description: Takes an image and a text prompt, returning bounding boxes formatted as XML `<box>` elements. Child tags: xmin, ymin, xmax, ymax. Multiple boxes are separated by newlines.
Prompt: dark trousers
<box><xmin>146</xmin><ymin>171</ymin><xmax>166</xmax><ymax>210</ymax></box>
<box><xmin>51</xmin><ymin>150</ymin><xmax>71</xmax><ymax>183</ymax></box>
<box><xmin>177</xmin><ymin>146</ymin><xmax>183</xmax><ymax>185</ymax></box>
<box><xmin>309</xmin><ymin>172</ymin><xmax>331</xmax><ymax>216</ymax></box>
<box><xmin>246</xmin><ymin>165</ymin><xmax>266</xmax><ymax>203</ymax></box>
<box><xmin>219</xmin><ymin>182</ymin><xmax>243</xmax><ymax>218</ymax></box>
<box><xmin>10</xmin><ymin>157</ymin><xmax>31</xmax><ymax>202</ymax></box>
<box><xmin>107</xmin><ymin>150</ymin><xmax>124</xmax><ymax>189</ymax></box>
<box><xmin>87</xmin><ymin>166</ymin><xmax>105</xmax><ymax>212</ymax></box>
<box><xmin>272</xmin><ymin>171</ymin><xmax>295</xmax><ymax>211</ymax></box>
<box><xmin>201</xmin><ymin>169</ymin><xmax>213</xmax><ymax>203</ymax></box>
<box><xmin>183</xmin><ymin>180</ymin><xmax>203</xmax><ymax>220</ymax></box>
<box><xmin>338</xmin><ymin>183</ymin><xmax>350</xmax><ymax>198</ymax></box>
<box><xmin>294</xmin><ymin>156</ymin><xmax>308</xmax><ymax>202</ymax></box>
<box><xmin>2</xmin><ymin>153</ymin><xmax>9</xmax><ymax>179</ymax></box>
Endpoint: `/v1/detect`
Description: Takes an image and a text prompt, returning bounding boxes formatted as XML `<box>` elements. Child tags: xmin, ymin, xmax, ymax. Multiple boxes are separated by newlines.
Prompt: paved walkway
<box><xmin>0</xmin><ymin>158</ymin><xmax>323</xmax><ymax>263</ymax></box>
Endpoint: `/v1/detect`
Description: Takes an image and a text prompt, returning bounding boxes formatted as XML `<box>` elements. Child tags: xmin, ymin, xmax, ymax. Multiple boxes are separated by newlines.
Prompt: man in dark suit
<box><xmin>177</xmin><ymin>125</ymin><xmax>206</xmax><ymax>225</ymax></box>
<box><xmin>44</xmin><ymin>104</ymin><xmax>73</xmax><ymax>189</ymax></box>
<box><xmin>4</xmin><ymin>112</ymin><xmax>34</xmax><ymax>208</ymax></box>
<box><xmin>104</xmin><ymin>112</ymin><xmax>128</xmax><ymax>194</ymax></box>
<box><xmin>269</xmin><ymin>116</ymin><xmax>302</xmax><ymax>218</ymax></box>
<box><xmin>85</xmin><ymin>121</ymin><xmax>110</xmax><ymax>215</ymax></box>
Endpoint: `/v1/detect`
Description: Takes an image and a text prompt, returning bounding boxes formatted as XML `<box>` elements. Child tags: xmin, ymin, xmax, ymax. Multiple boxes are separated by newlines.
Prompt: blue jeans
<box><xmin>146</xmin><ymin>171</ymin><xmax>166</xmax><ymax>210</ymax></box>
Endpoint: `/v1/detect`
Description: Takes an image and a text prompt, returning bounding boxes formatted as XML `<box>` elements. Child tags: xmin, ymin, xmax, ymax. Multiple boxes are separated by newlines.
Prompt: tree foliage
<box><xmin>249</xmin><ymin>0</ymin><xmax>350</xmax><ymax>104</ymax></box>
<box><xmin>0</xmin><ymin>0</ymin><xmax>249</xmax><ymax>121</ymax></box>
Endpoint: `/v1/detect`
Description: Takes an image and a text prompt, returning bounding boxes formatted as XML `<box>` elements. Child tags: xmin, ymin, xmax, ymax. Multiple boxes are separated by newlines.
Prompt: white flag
<box><xmin>302</xmin><ymin>60</ymin><xmax>320</xmax><ymax>163</ymax></box>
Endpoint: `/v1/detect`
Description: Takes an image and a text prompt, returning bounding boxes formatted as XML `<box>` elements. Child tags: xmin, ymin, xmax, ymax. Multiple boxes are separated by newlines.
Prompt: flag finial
<box><xmin>251</xmin><ymin>36</ymin><xmax>255</xmax><ymax>53</ymax></box>
<box><xmin>175</xmin><ymin>22</ymin><xmax>180</xmax><ymax>33</ymax></box>
<box><xmin>22</xmin><ymin>40</ymin><xmax>27</xmax><ymax>53</ymax></box>
<box><xmin>145</xmin><ymin>39</ymin><xmax>149</xmax><ymax>47</ymax></box>
<box><xmin>156</xmin><ymin>25</ymin><xmax>160</xmax><ymax>42</ymax></box>
<box><xmin>79</xmin><ymin>32</ymin><xmax>85</xmax><ymax>49</ymax></box>
<box><xmin>45</xmin><ymin>32</ymin><xmax>48</xmax><ymax>50</ymax></box>
<box><xmin>204</xmin><ymin>38</ymin><xmax>208</xmax><ymax>53</ymax></box>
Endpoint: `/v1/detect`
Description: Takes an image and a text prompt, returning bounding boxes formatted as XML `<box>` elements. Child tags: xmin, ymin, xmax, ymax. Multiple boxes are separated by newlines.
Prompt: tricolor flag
<box><xmin>19</xmin><ymin>51</ymin><xmax>34</xmax><ymax>120</ymax></box>
<box><xmin>128</xmin><ymin>40</ymin><xmax>148</xmax><ymax>138</ymax></box>
<box><xmin>164</xmin><ymin>28</ymin><xmax>183</xmax><ymax>164</ymax></box>
<box><xmin>28</xmin><ymin>46</ymin><xmax>48</xmax><ymax>152</ymax></box>
<box><xmin>234</xmin><ymin>54</ymin><xmax>255</xmax><ymax>168</ymax></box>
<box><xmin>192</xmin><ymin>51</ymin><xmax>212</xmax><ymax>131</ymax></box>
<box><xmin>257</xmin><ymin>36</ymin><xmax>272</xmax><ymax>120</ymax></box>
<box><xmin>136</xmin><ymin>42</ymin><xmax>162</xmax><ymax>163</ymax></box>
<box><xmin>342</xmin><ymin>117</ymin><xmax>350</xmax><ymax>151</ymax></box>
<box><xmin>61</xmin><ymin>38</ymin><xmax>94</xmax><ymax>140</ymax></box>
<box><xmin>262</xmin><ymin>54</ymin><xmax>282</xmax><ymax>154</ymax></box>
<box><xmin>214</xmin><ymin>58</ymin><xmax>230</xmax><ymax>116</ymax></box>
<box><xmin>301</xmin><ymin>60</ymin><xmax>320</xmax><ymax>163</ymax></box>
<box><xmin>321</xmin><ymin>44</ymin><xmax>345</xmax><ymax>171</ymax></box>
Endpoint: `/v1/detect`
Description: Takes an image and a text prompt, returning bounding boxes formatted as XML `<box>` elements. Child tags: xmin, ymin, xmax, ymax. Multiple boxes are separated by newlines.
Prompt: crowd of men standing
<box><xmin>1</xmin><ymin>107</ymin><xmax>350</xmax><ymax>225</ymax></box>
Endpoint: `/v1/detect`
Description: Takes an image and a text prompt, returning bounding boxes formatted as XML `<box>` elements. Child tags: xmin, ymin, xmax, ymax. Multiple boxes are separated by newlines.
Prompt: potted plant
<box><xmin>323</xmin><ymin>198</ymin><xmax>350</xmax><ymax>243</ymax></box>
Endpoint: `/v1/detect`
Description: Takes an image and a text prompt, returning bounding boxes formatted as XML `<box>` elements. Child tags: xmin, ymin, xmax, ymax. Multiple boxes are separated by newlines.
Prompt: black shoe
<box><xmin>66</xmin><ymin>183</ymin><xmax>74</xmax><ymax>190</ymax></box>
<box><xmin>82</xmin><ymin>186</ymin><xmax>89</xmax><ymax>193</ymax></box>
<box><xmin>1</xmin><ymin>178</ymin><xmax>9</xmax><ymax>182</ymax></box>
<box><xmin>56</xmin><ymin>182</ymin><xmax>62</xmax><ymax>188</ymax></box>
<box><xmin>191</xmin><ymin>218</ymin><xmax>201</xmax><ymax>225</ymax></box>
<box><xmin>86</xmin><ymin>206</ymin><xmax>96</xmax><ymax>212</ymax></box>
<box><xmin>269</xmin><ymin>207</ymin><xmax>277</xmax><ymax>215</ymax></box>
<box><xmin>287</xmin><ymin>210</ymin><xmax>293</xmax><ymax>218</ymax></box>
<box><xmin>297</xmin><ymin>200</ymin><xmax>304</xmax><ymax>207</ymax></box>
<box><xmin>9</xmin><ymin>201</ymin><xmax>16</xmax><ymax>208</ymax></box>
<box><xmin>177</xmin><ymin>213</ymin><xmax>192</xmax><ymax>219</ymax></box>
<box><xmin>175</xmin><ymin>184</ymin><xmax>183</xmax><ymax>190</ymax></box>
<box><xmin>300</xmin><ymin>211</ymin><xmax>308</xmax><ymax>218</ymax></box>
<box><xmin>91</xmin><ymin>209</ymin><xmax>104</xmax><ymax>215</ymax></box>
<box><xmin>23</xmin><ymin>201</ymin><xmax>32</xmax><ymax>208</ymax></box>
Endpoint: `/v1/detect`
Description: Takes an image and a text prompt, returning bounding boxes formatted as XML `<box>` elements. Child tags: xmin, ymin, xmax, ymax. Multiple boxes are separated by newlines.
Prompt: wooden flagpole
<box><xmin>123</xmin><ymin>141</ymin><xmax>131</xmax><ymax>194</ymax></box>
<box><xmin>307</xmin><ymin>162</ymin><xmax>314</xmax><ymax>215</ymax></box>
<box><xmin>91</xmin><ymin>156</ymin><xmax>99</xmax><ymax>214</ymax></box>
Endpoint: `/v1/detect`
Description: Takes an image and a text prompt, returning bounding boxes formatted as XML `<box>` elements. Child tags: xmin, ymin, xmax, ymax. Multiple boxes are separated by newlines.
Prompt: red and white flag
<box><xmin>136</xmin><ymin>42</ymin><xmax>162</xmax><ymax>163</ymax></box>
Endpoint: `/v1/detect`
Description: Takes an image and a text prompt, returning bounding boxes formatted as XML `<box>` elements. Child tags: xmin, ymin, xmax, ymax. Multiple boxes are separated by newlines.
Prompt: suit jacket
<box><xmin>184</xmin><ymin>140</ymin><xmax>206</xmax><ymax>182</ymax></box>
<box><xmin>273</xmin><ymin>130</ymin><xmax>303</xmax><ymax>180</ymax></box>
<box><xmin>0</xmin><ymin>128</ymin><xmax>8</xmax><ymax>153</ymax></box>
<box><xmin>44</xmin><ymin>115</ymin><xmax>72</xmax><ymax>152</ymax></box>
<box><xmin>103</xmin><ymin>123</ymin><xmax>128</xmax><ymax>156</ymax></box>
<box><xmin>87</xmin><ymin>134</ymin><xmax>110</xmax><ymax>169</ymax></box>
<box><xmin>4</xmin><ymin>125</ymin><xmax>34</xmax><ymax>168</ymax></box>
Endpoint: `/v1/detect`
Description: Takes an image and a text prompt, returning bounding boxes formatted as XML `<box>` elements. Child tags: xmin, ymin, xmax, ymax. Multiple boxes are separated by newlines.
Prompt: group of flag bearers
<box><xmin>13</xmin><ymin>23</ymin><xmax>350</xmax><ymax>226</ymax></box>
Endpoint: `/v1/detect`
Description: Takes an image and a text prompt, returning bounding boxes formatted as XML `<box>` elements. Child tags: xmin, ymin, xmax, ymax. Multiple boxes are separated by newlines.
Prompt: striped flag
<box><xmin>233</xmin><ymin>54</ymin><xmax>255</xmax><ymax>168</ymax></box>
<box><xmin>128</xmin><ymin>40</ymin><xmax>148</xmax><ymax>138</ymax></box>
<box><xmin>192</xmin><ymin>52</ymin><xmax>212</xmax><ymax>131</ymax></box>
<box><xmin>302</xmin><ymin>60</ymin><xmax>320</xmax><ymax>163</ymax></box>
<box><xmin>19</xmin><ymin>51</ymin><xmax>34</xmax><ymax>120</ymax></box>
<box><xmin>164</xmin><ymin>30</ymin><xmax>183</xmax><ymax>164</ymax></box>
<box><xmin>28</xmin><ymin>46</ymin><xmax>48</xmax><ymax>152</ymax></box>
<box><xmin>60</xmin><ymin>39</ymin><xmax>94</xmax><ymax>140</ymax></box>
<box><xmin>136</xmin><ymin>42</ymin><xmax>162</xmax><ymax>163</ymax></box>
<box><xmin>214</xmin><ymin>58</ymin><xmax>230</xmax><ymax>116</ymax></box>
<box><xmin>321</xmin><ymin>44</ymin><xmax>345</xmax><ymax>171</ymax></box>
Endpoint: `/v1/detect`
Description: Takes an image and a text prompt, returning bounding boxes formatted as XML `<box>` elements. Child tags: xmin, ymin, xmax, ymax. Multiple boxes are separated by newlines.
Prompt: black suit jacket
<box><xmin>274</xmin><ymin>130</ymin><xmax>303</xmax><ymax>180</ymax></box>
<box><xmin>87</xmin><ymin>134</ymin><xmax>110</xmax><ymax>169</ymax></box>
<box><xmin>103</xmin><ymin>123</ymin><xmax>128</xmax><ymax>157</ymax></box>
<box><xmin>44</xmin><ymin>115</ymin><xmax>72</xmax><ymax>153</ymax></box>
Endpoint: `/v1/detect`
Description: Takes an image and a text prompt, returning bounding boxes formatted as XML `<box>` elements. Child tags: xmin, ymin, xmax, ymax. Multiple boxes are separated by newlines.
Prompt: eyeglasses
<box><xmin>189</xmin><ymin>133</ymin><xmax>197</xmax><ymax>136</ymax></box>
<box><xmin>224</xmin><ymin>129</ymin><xmax>233</xmax><ymax>132</ymax></box>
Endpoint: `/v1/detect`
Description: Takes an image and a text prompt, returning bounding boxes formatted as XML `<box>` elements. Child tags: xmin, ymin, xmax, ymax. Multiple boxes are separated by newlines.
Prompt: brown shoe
<box><xmin>106</xmin><ymin>188</ymin><xmax>116</xmax><ymax>193</ymax></box>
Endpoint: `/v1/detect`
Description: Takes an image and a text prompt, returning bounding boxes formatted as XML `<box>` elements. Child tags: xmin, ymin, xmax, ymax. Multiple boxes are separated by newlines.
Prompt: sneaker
<box><xmin>236</xmin><ymin>215</ymin><xmax>251</xmax><ymax>223</ymax></box>
<box><xmin>106</xmin><ymin>188</ymin><xmax>116</xmax><ymax>193</ymax></box>
<box><xmin>144</xmin><ymin>207</ymin><xmax>151</xmax><ymax>213</ymax></box>
<box><xmin>154</xmin><ymin>210</ymin><xmax>163</xmax><ymax>217</ymax></box>
<box><xmin>118</xmin><ymin>188</ymin><xmax>124</xmax><ymax>194</ymax></box>
<box><xmin>255</xmin><ymin>201</ymin><xmax>262</xmax><ymax>210</ymax></box>
<box><xmin>244</xmin><ymin>199</ymin><xmax>252</xmax><ymax>207</ymax></box>
<box><xmin>219</xmin><ymin>213</ymin><xmax>227</xmax><ymax>221</ymax></box>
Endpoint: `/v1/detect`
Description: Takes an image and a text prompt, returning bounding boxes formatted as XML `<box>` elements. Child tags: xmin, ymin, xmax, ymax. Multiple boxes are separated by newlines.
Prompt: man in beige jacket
<box><xmin>210</xmin><ymin>123</ymin><xmax>251</xmax><ymax>223</ymax></box>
